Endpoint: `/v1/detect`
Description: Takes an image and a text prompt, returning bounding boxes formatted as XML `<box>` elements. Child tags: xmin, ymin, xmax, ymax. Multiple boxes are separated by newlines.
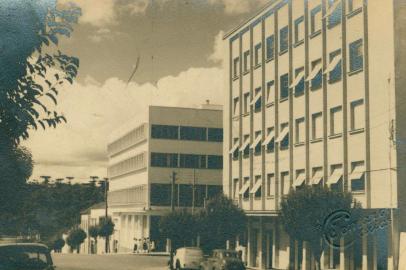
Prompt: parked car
<box><xmin>0</xmin><ymin>243</ymin><xmax>55</xmax><ymax>270</ymax></box>
<box><xmin>200</xmin><ymin>249</ymin><xmax>245</xmax><ymax>270</ymax></box>
<box><xmin>172</xmin><ymin>247</ymin><xmax>204</xmax><ymax>270</ymax></box>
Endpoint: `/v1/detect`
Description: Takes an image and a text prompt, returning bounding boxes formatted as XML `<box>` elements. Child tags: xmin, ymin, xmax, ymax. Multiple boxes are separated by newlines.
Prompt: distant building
<box><xmin>223</xmin><ymin>0</ymin><xmax>406</xmax><ymax>269</ymax></box>
<box><xmin>106</xmin><ymin>105</ymin><xmax>223</xmax><ymax>253</ymax></box>
<box><xmin>80</xmin><ymin>202</ymin><xmax>107</xmax><ymax>254</ymax></box>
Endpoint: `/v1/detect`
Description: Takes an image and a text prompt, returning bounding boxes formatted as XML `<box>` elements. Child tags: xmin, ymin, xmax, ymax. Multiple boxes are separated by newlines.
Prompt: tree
<box><xmin>199</xmin><ymin>194</ymin><xmax>247</xmax><ymax>253</ymax></box>
<box><xmin>66</xmin><ymin>228</ymin><xmax>86</xmax><ymax>253</ymax></box>
<box><xmin>0</xmin><ymin>0</ymin><xmax>81</xmax><ymax>146</ymax></box>
<box><xmin>88</xmin><ymin>226</ymin><xmax>99</xmax><ymax>254</ymax></box>
<box><xmin>52</xmin><ymin>238</ymin><xmax>65</xmax><ymax>253</ymax></box>
<box><xmin>280</xmin><ymin>186</ymin><xmax>360</xmax><ymax>270</ymax></box>
<box><xmin>98</xmin><ymin>217</ymin><xmax>115</xmax><ymax>253</ymax></box>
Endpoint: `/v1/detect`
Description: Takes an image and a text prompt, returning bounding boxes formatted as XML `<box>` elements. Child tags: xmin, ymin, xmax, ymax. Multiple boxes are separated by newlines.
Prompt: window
<box><xmin>311</xmin><ymin>167</ymin><xmax>324</xmax><ymax>186</ymax></box>
<box><xmin>243</xmin><ymin>93</ymin><xmax>250</xmax><ymax>114</ymax></box>
<box><xmin>328</xmin><ymin>0</ymin><xmax>342</xmax><ymax>28</ymax></box>
<box><xmin>294</xmin><ymin>16</ymin><xmax>304</xmax><ymax>44</ymax></box>
<box><xmin>349</xmin><ymin>39</ymin><xmax>363</xmax><ymax>72</ymax></box>
<box><xmin>280</xmin><ymin>73</ymin><xmax>289</xmax><ymax>100</ymax></box>
<box><xmin>281</xmin><ymin>171</ymin><xmax>290</xmax><ymax>195</ymax></box>
<box><xmin>266</xmin><ymin>81</ymin><xmax>275</xmax><ymax>103</ymax></box>
<box><xmin>207</xmin><ymin>185</ymin><xmax>222</xmax><ymax>199</ymax></box>
<box><xmin>279</xmin><ymin>26</ymin><xmax>289</xmax><ymax>53</ymax></box>
<box><xmin>266</xmin><ymin>173</ymin><xmax>275</xmax><ymax>196</ymax></box>
<box><xmin>295</xmin><ymin>117</ymin><xmax>305</xmax><ymax>144</ymax></box>
<box><xmin>180</xmin><ymin>126</ymin><xmax>207</xmax><ymax>141</ymax></box>
<box><xmin>310</xmin><ymin>59</ymin><xmax>322</xmax><ymax>90</ymax></box>
<box><xmin>310</xmin><ymin>5</ymin><xmax>322</xmax><ymax>35</ymax></box>
<box><xmin>179</xmin><ymin>154</ymin><xmax>200</xmax><ymax>168</ymax></box>
<box><xmin>350</xmin><ymin>161</ymin><xmax>365</xmax><ymax>192</ymax></box>
<box><xmin>199</xmin><ymin>155</ymin><xmax>207</xmax><ymax>168</ymax></box>
<box><xmin>330</xmin><ymin>106</ymin><xmax>343</xmax><ymax>135</ymax></box>
<box><xmin>195</xmin><ymin>185</ymin><xmax>206</xmax><ymax>207</ymax></box>
<box><xmin>294</xmin><ymin>67</ymin><xmax>305</xmax><ymax>96</ymax></box>
<box><xmin>151</xmin><ymin>153</ymin><xmax>178</xmax><ymax>167</ymax></box>
<box><xmin>242</xmin><ymin>134</ymin><xmax>250</xmax><ymax>158</ymax></box>
<box><xmin>233</xmin><ymin>57</ymin><xmax>240</xmax><ymax>78</ymax></box>
<box><xmin>329</xmin><ymin>164</ymin><xmax>343</xmax><ymax>192</ymax></box>
<box><xmin>179</xmin><ymin>184</ymin><xmax>193</xmax><ymax>207</ymax></box>
<box><xmin>207</xmin><ymin>155</ymin><xmax>223</xmax><ymax>169</ymax></box>
<box><xmin>232</xmin><ymin>138</ymin><xmax>239</xmax><ymax>160</ymax></box>
<box><xmin>294</xmin><ymin>169</ymin><xmax>306</xmax><ymax>188</ymax></box>
<box><xmin>233</xmin><ymin>178</ymin><xmax>239</xmax><ymax>199</ymax></box>
<box><xmin>253</xmin><ymin>175</ymin><xmax>262</xmax><ymax>198</ymax></box>
<box><xmin>312</xmin><ymin>112</ymin><xmax>323</xmax><ymax>140</ymax></box>
<box><xmin>243</xmin><ymin>50</ymin><xmax>250</xmax><ymax>73</ymax></box>
<box><xmin>208</xmin><ymin>128</ymin><xmax>223</xmax><ymax>142</ymax></box>
<box><xmin>254</xmin><ymin>43</ymin><xmax>262</xmax><ymax>66</ymax></box>
<box><xmin>264</xmin><ymin>128</ymin><xmax>275</xmax><ymax>152</ymax></box>
<box><xmin>151</xmin><ymin>125</ymin><xmax>179</xmax><ymax>139</ymax></box>
<box><xmin>253</xmin><ymin>131</ymin><xmax>262</xmax><ymax>155</ymax></box>
<box><xmin>279</xmin><ymin>123</ymin><xmax>290</xmax><ymax>150</ymax></box>
<box><xmin>150</xmin><ymin>184</ymin><xmax>171</xmax><ymax>206</ymax></box>
<box><xmin>233</xmin><ymin>97</ymin><xmax>239</xmax><ymax>115</ymax></box>
<box><xmin>348</xmin><ymin>0</ymin><xmax>363</xmax><ymax>13</ymax></box>
<box><xmin>254</xmin><ymin>87</ymin><xmax>262</xmax><ymax>112</ymax></box>
<box><xmin>266</xmin><ymin>35</ymin><xmax>275</xmax><ymax>60</ymax></box>
<box><xmin>350</xmin><ymin>99</ymin><xmax>365</xmax><ymax>131</ymax></box>
<box><xmin>329</xmin><ymin>49</ymin><xmax>342</xmax><ymax>83</ymax></box>
<box><xmin>242</xmin><ymin>177</ymin><xmax>250</xmax><ymax>199</ymax></box>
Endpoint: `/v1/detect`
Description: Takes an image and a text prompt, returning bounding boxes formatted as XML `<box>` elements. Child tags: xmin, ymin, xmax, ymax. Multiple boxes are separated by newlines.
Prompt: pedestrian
<box><xmin>146</xmin><ymin>237</ymin><xmax>150</xmax><ymax>253</ymax></box>
<box><xmin>142</xmin><ymin>238</ymin><xmax>148</xmax><ymax>253</ymax></box>
<box><xmin>133</xmin><ymin>238</ymin><xmax>138</xmax><ymax>253</ymax></box>
<box><xmin>150</xmin><ymin>240</ymin><xmax>155</xmax><ymax>252</ymax></box>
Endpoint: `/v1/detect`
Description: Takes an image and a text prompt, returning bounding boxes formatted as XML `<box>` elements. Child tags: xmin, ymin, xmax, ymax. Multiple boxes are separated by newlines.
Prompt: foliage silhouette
<box><xmin>67</xmin><ymin>228</ymin><xmax>86</xmax><ymax>253</ymax></box>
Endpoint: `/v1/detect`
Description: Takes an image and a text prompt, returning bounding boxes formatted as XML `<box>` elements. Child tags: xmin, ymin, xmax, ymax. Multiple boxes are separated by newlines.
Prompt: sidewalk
<box><xmin>131</xmin><ymin>251</ymin><xmax>169</xmax><ymax>257</ymax></box>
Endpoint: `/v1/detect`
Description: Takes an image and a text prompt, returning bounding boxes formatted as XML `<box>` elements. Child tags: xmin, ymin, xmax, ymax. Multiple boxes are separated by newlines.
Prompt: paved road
<box><xmin>52</xmin><ymin>253</ymin><xmax>168</xmax><ymax>270</ymax></box>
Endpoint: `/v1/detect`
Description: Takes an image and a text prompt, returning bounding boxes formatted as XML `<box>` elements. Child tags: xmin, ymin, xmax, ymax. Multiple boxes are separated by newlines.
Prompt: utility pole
<box><xmin>171</xmin><ymin>172</ymin><xmax>177</xmax><ymax>212</ymax></box>
<box><xmin>103</xmin><ymin>177</ymin><xmax>109</xmax><ymax>253</ymax></box>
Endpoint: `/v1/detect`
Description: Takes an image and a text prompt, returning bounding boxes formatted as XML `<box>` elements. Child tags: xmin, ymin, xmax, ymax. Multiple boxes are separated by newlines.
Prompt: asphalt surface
<box><xmin>52</xmin><ymin>253</ymin><xmax>169</xmax><ymax>270</ymax></box>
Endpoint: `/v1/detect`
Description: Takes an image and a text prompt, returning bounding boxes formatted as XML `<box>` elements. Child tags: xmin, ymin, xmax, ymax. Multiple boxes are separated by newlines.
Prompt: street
<box><xmin>52</xmin><ymin>253</ymin><xmax>169</xmax><ymax>270</ymax></box>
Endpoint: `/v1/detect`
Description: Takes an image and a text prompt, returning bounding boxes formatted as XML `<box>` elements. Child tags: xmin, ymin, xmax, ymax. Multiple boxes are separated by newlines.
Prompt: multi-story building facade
<box><xmin>223</xmin><ymin>0</ymin><xmax>406</xmax><ymax>269</ymax></box>
<box><xmin>107</xmin><ymin>105</ymin><xmax>223</xmax><ymax>253</ymax></box>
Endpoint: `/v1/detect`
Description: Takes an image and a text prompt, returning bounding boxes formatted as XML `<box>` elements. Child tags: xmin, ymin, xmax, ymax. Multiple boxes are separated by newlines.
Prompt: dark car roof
<box><xmin>213</xmin><ymin>249</ymin><xmax>237</xmax><ymax>253</ymax></box>
<box><xmin>0</xmin><ymin>243</ymin><xmax>50</xmax><ymax>250</ymax></box>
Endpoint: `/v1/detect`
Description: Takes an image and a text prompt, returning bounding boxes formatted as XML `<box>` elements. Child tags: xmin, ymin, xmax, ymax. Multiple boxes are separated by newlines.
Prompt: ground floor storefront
<box><xmin>236</xmin><ymin>210</ymin><xmax>399</xmax><ymax>270</ymax></box>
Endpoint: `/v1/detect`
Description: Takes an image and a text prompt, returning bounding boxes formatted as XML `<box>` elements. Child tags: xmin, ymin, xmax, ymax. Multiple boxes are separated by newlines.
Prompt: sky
<box><xmin>23</xmin><ymin>0</ymin><xmax>269</xmax><ymax>183</ymax></box>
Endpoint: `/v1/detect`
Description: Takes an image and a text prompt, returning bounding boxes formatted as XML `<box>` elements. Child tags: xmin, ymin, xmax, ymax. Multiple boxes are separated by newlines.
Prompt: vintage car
<box><xmin>0</xmin><ymin>243</ymin><xmax>55</xmax><ymax>270</ymax></box>
<box><xmin>200</xmin><ymin>249</ymin><xmax>245</xmax><ymax>270</ymax></box>
<box><xmin>172</xmin><ymin>247</ymin><xmax>204</xmax><ymax>270</ymax></box>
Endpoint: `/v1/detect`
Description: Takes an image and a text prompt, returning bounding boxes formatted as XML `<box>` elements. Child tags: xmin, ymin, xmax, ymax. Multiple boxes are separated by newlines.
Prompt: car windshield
<box><xmin>0</xmin><ymin>246</ymin><xmax>52</xmax><ymax>270</ymax></box>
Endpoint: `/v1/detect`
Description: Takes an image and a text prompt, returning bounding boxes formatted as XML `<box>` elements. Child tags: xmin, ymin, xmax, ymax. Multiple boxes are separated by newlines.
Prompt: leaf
<box><xmin>38</xmin><ymin>120</ymin><xmax>46</xmax><ymax>130</ymax></box>
<box><xmin>48</xmin><ymin>34</ymin><xmax>58</xmax><ymax>45</ymax></box>
<box><xmin>45</xmin><ymin>80</ymin><xmax>52</xmax><ymax>88</ymax></box>
<box><xmin>45</xmin><ymin>93</ymin><xmax>57</xmax><ymax>105</ymax></box>
<box><xmin>54</xmin><ymin>73</ymin><xmax>60</xmax><ymax>81</ymax></box>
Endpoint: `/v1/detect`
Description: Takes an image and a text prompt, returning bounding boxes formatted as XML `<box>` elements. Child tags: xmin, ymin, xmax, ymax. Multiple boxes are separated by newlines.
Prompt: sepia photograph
<box><xmin>0</xmin><ymin>0</ymin><xmax>405</xmax><ymax>269</ymax></box>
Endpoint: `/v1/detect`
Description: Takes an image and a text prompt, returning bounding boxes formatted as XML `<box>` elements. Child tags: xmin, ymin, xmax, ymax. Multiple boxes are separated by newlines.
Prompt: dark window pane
<box><xmin>350</xmin><ymin>39</ymin><xmax>363</xmax><ymax>72</ymax></box>
<box><xmin>150</xmin><ymin>184</ymin><xmax>171</xmax><ymax>206</ymax></box>
<box><xmin>150</xmin><ymin>153</ymin><xmax>168</xmax><ymax>167</ymax></box>
<box><xmin>295</xmin><ymin>68</ymin><xmax>305</xmax><ymax>96</ymax></box>
<box><xmin>199</xmin><ymin>155</ymin><xmax>207</xmax><ymax>169</ymax></box>
<box><xmin>180</xmin><ymin>126</ymin><xmax>207</xmax><ymax>141</ymax></box>
<box><xmin>266</xmin><ymin>35</ymin><xmax>275</xmax><ymax>60</ymax></box>
<box><xmin>351</xmin><ymin>176</ymin><xmax>365</xmax><ymax>191</ymax></box>
<box><xmin>207</xmin><ymin>185</ymin><xmax>222</xmax><ymax>199</ymax></box>
<box><xmin>279</xmin><ymin>26</ymin><xmax>289</xmax><ymax>53</ymax></box>
<box><xmin>179</xmin><ymin>154</ymin><xmax>200</xmax><ymax>168</ymax></box>
<box><xmin>328</xmin><ymin>0</ymin><xmax>342</xmax><ymax>28</ymax></box>
<box><xmin>169</xmin><ymin>154</ymin><xmax>178</xmax><ymax>167</ymax></box>
<box><xmin>267</xmin><ymin>138</ymin><xmax>275</xmax><ymax>152</ymax></box>
<box><xmin>151</xmin><ymin>125</ymin><xmax>178</xmax><ymax>139</ymax></box>
<box><xmin>179</xmin><ymin>184</ymin><xmax>193</xmax><ymax>207</ymax></box>
<box><xmin>207</xmin><ymin>155</ymin><xmax>223</xmax><ymax>169</ymax></box>
<box><xmin>280</xmin><ymin>73</ymin><xmax>289</xmax><ymax>99</ymax></box>
<box><xmin>329</xmin><ymin>50</ymin><xmax>342</xmax><ymax>83</ymax></box>
<box><xmin>208</xmin><ymin>128</ymin><xmax>223</xmax><ymax>142</ymax></box>
<box><xmin>195</xmin><ymin>185</ymin><xmax>206</xmax><ymax>207</ymax></box>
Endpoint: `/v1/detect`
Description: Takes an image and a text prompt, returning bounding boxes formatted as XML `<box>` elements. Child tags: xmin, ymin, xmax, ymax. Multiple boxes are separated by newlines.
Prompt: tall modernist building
<box><xmin>223</xmin><ymin>0</ymin><xmax>406</xmax><ymax>269</ymax></box>
<box><xmin>107</xmin><ymin>105</ymin><xmax>223</xmax><ymax>253</ymax></box>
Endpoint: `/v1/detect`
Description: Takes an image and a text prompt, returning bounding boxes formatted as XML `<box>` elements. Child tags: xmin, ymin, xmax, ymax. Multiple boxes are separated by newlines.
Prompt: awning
<box><xmin>350</xmin><ymin>164</ymin><xmax>365</xmax><ymax>180</ymax></box>
<box><xmin>275</xmin><ymin>126</ymin><xmax>289</xmax><ymax>142</ymax></box>
<box><xmin>239</xmin><ymin>181</ymin><xmax>250</xmax><ymax>195</ymax></box>
<box><xmin>324</xmin><ymin>54</ymin><xmax>342</xmax><ymax>74</ymax></box>
<box><xmin>293</xmin><ymin>171</ymin><xmax>306</xmax><ymax>187</ymax></box>
<box><xmin>262</xmin><ymin>130</ymin><xmax>275</xmax><ymax>146</ymax></box>
<box><xmin>250</xmin><ymin>92</ymin><xmax>262</xmax><ymax>105</ymax></box>
<box><xmin>250</xmin><ymin>179</ymin><xmax>262</xmax><ymax>194</ymax></box>
<box><xmin>323</xmin><ymin>0</ymin><xmax>341</xmax><ymax>18</ymax></box>
<box><xmin>306</xmin><ymin>62</ymin><xmax>322</xmax><ymax>81</ymax></box>
<box><xmin>290</xmin><ymin>69</ymin><xmax>305</xmax><ymax>88</ymax></box>
<box><xmin>240</xmin><ymin>137</ymin><xmax>250</xmax><ymax>151</ymax></box>
<box><xmin>327</xmin><ymin>167</ymin><xmax>343</xmax><ymax>185</ymax></box>
<box><xmin>311</xmin><ymin>168</ymin><xmax>324</xmax><ymax>185</ymax></box>
<box><xmin>250</xmin><ymin>134</ymin><xmax>262</xmax><ymax>149</ymax></box>
<box><xmin>229</xmin><ymin>140</ymin><xmax>240</xmax><ymax>154</ymax></box>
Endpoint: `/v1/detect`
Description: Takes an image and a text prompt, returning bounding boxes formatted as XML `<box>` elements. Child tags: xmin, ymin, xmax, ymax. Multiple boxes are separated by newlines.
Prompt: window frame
<box><xmin>329</xmin><ymin>49</ymin><xmax>342</xmax><ymax>83</ymax></box>
<box><xmin>294</xmin><ymin>16</ymin><xmax>305</xmax><ymax>45</ymax></box>
<box><xmin>294</xmin><ymin>66</ymin><xmax>305</xmax><ymax>96</ymax></box>
<box><xmin>280</xmin><ymin>73</ymin><xmax>290</xmax><ymax>100</ymax></box>
<box><xmin>295</xmin><ymin>117</ymin><xmax>305</xmax><ymax>144</ymax></box>
<box><xmin>266</xmin><ymin>35</ymin><xmax>275</xmax><ymax>60</ymax></box>
<box><xmin>254</xmin><ymin>43</ymin><xmax>262</xmax><ymax>67</ymax></box>
<box><xmin>330</xmin><ymin>106</ymin><xmax>343</xmax><ymax>136</ymax></box>
<box><xmin>243</xmin><ymin>50</ymin><xmax>250</xmax><ymax>74</ymax></box>
<box><xmin>312</xmin><ymin>112</ymin><xmax>323</xmax><ymax>140</ymax></box>
<box><xmin>349</xmin><ymin>39</ymin><xmax>364</xmax><ymax>73</ymax></box>
<box><xmin>310</xmin><ymin>5</ymin><xmax>322</xmax><ymax>35</ymax></box>
<box><xmin>233</xmin><ymin>57</ymin><xmax>240</xmax><ymax>79</ymax></box>
<box><xmin>310</xmin><ymin>58</ymin><xmax>322</xmax><ymax>90</ymax></box>
<box><xmin>350</xmin><ymin>99</ymin><xmax>365</xmax><ymax>131</ymax></box>
<box><xmin>328</xmin><ymin>0</ymin><xmax>342</xmax><ymax>29</ymax></box>
<box><xmin>279</xmin><ymin>26</ymin><xmax>289</xmax><ymax>54</ymax></box>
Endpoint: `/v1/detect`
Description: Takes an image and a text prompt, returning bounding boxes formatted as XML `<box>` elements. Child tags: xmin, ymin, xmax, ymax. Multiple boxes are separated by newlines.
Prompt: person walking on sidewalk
<box><xmin>142</xmin><ymin>238</ymin><xmax>148</xmax><ymax>253</ymax></box>
<box><xmin>133</xmin><ymin>238</ymin><xmax>138</xmax><ymax>253</ymax></box>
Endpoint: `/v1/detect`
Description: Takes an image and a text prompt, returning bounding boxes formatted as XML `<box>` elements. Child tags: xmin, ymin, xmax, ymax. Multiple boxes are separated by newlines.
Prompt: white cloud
<box><xmin>208</xmin><ymin>30</ymin><xmax>225</xmax><ymax>65</ymax></box>
<box><xmin>23</xmin><ymin>67</ymin><xmax>224</xmax><ymax>182</ymax></box>
<box><xmin>60</xmin><ymin>0</ymin><xmax>117</xmax><ymax>27</ymax></box>
<box><xmin>208</xmin><ymin>0</ymin><xmax>269</xmax><ymax>15</ymax></box>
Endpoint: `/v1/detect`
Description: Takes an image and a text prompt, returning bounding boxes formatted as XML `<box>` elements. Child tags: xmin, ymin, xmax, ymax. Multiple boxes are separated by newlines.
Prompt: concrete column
<box><xmin>339</xmin><ymin>238</ymin><xmax>349</xmax><ymax>270</ymax></box>
<box><xmin>301</xmin><ymin>242</ymin><xmax>310</xmax><ymax>270</ymax></box>
<box><xmin>226</xmin><ymin>240</ymin><xmax>231</xmax><ymax>250</ymax></box>
<box><xmin>372</xmin><ymin>235</ymin><xmax>377</xmax><ymax>270</ymax></box>
<box><xmin>294</xmin><ymin>241</ymin><xmax>299</xmax><ymax>270</ymax></box>
<box><xmin>247</xmin><ymin>221</ymin><xmax>252</xmax><ymax>267</ymax></box>
<box><xmin>273</xmin><ymin>221</ymin><xmax>279</xmax><ymax>268</ymax></box>
<box><xmin>387</xmin><ymin>219</ymin><xmax>394</xmax><ymax>270</ymax></box>
<box><xmin>166</xmin><ymin>238</ymin><xmax>171</xmax><ymax>253</ymax></box>
<box><xmin>362</xmin><ymin>230</ymin><xmax>368</xmax><ymax>270</ymax></box>
<box><xmin>259</xmin><ymin>218</ymin><xmax>264</xmax><ymax>269</ymax></box>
